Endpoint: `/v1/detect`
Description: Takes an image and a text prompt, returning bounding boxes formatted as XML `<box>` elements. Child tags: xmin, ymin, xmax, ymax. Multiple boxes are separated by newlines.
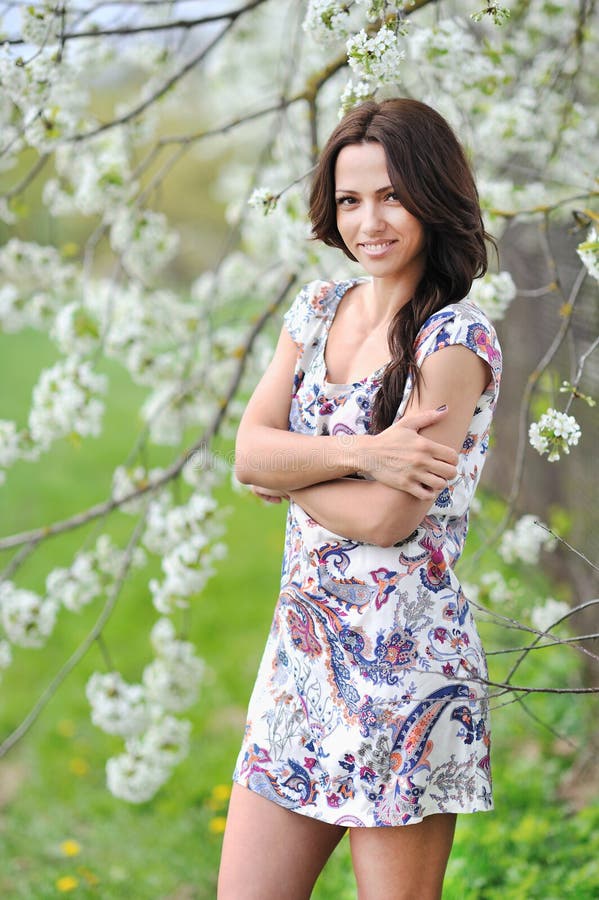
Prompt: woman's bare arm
<box><xmin>234</xmin><ymin>324</ymin><xmax>458</xmax><ymax>495</ymax></box>
<box><xmin>288</xmin><ymin>345</ymin><xmax>491</xmax><ymax>546</ymax></box>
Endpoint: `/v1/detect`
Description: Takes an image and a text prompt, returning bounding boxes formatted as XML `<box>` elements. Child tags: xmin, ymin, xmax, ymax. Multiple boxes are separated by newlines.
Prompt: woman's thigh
<box><xmin>217</xmin><ymin>783</ymin><xmax>347</xmax><ymax>900</ymax></box>
<box><xmin>349</xmin><ymin>812</ymin><xmax>457</xmax><ymax>900</ymax></box>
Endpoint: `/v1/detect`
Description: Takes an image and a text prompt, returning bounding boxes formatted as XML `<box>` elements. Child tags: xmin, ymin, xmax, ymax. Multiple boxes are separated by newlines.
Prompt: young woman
<box><xmin>218</xmin><ymin>98</ymin><xmax>502</xmax><ymax>900</ymax></box>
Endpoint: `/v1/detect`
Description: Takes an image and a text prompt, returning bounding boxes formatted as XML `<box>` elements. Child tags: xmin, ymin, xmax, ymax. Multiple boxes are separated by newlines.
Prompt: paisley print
<box><xmin>234</xmin><ymin>279</ymin><xmax>502</xmax><ymax>827</ymax></box>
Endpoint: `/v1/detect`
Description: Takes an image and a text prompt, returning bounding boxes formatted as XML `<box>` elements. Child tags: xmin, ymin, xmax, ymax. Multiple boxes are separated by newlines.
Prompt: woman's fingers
<box><xmin>249</xmin><ymin>485</ymin><xmax>289</xmax><ymax>503</ymax></box>
<box><xmin>366</xmin><ymin>412</ymin><xmax>459</xmax><ymax>495</ymax></box>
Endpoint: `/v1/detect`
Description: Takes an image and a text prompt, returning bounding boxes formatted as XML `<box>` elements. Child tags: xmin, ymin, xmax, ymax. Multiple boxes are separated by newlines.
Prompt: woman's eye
<box><xmin>385</xmin><ymin>191</ymin><xmax>400</xmax><ymax>202</ymax></box>
<box><xmin>336</xmin><ymin>196</ymin><xmax>356</xmax><ymax>207</ymax></box>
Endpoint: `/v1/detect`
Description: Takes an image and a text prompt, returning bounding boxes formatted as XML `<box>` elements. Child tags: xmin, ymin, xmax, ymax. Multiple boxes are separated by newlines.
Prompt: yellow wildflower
<box><xmin>68</xmin><ymin>757</ymin><xmax>89</xmax><ymax>776</ymax></box>
<box><xmin>208</xmin><ymin>816</ymin><xmax>227</xmax><ymax>834</ymax></box>
<box><xmin>56</xmin><ymin>875</ymin><xmax>79</xmax><ymax>892</ymax></box>
<box><xmin>211</xmin><ymin>784</ymin><xmax>232</xmax><ymax>803</ymax></box>
<box><xmin>57</xmin><ymin>720</ymin><xmax>76</xmax><ymax>738</ymax></box>
<box><xmin>59</xmin><ymin>839</ymin><xmax>81</xmax><ymax>857</ymax></box>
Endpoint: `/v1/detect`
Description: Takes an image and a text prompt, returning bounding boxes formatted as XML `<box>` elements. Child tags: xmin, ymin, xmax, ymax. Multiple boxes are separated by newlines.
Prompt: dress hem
<box><xmin>232</xmin><ymin>775</ymin><xmax>494</xmax><ymax>829</ymax></box>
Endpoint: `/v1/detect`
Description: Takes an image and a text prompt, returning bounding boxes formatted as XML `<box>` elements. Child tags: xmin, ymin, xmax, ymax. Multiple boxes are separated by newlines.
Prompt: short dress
<box><xmin>234</xmin><ymin>278</ymin><xmax>502</xmax><ymax>827</ymax></box>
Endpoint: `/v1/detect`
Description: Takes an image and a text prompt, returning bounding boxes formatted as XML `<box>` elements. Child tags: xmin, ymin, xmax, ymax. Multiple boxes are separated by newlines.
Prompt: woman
<box><xmin>219</xmin><ymin>98</ymin><xmax>502</xmax><ymax>900</ymax></box>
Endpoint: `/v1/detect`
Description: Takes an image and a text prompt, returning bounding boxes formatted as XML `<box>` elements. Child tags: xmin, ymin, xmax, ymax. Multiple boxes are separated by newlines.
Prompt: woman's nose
<box><xmin>362</xmin><ymin>202</ymin><xmax>385</xmax><ymax>233</ymax></box>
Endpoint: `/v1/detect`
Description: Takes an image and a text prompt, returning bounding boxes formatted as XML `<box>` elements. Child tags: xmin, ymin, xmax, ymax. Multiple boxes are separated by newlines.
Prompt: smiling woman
<box><xmin>220</xmin><ymin>98</ymin><xmax>502</xmax><ymax>900</ymax></box>
<box><xmin>334</xmin><ymin>143</ymin><xmax>426</xmax><ymax>277</ymax></box>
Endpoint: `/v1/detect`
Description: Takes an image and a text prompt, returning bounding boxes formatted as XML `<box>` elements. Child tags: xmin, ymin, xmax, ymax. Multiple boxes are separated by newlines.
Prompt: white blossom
<box><xmin>50</xmin><ymin>302</ymin><xmax>101</xmax><ymax>357</ymax></box>
<box><xmin>480</xmin><ymin>570</ymin><xmax>513</xmax><ymax>605</ymax></box>
<box><xmin>347</xmin><ymin>25</ymin><xmax>404</xmax><ymax>83</ymax></box>
<box><xmin>126</xmin><ymin>715</ymin><xmax>191</xmax><ymax>769</ymax></box>
<box><xmin>339</xmin><ymin>77</ymin><xmax>377</xmax><ymax>115</ymax></box>
<box><xmin>0</xmin><ymin>639</ymin><xmax>12</xmax><ymax>671</ymax></box>
<box><xmin>0</xmin><ymin>583</ymin><xmax>58</xmax><ymax>648</ymax></box>
<box><xmin>149</xmin><ymin>617</ymin><xmax>178</xmax><ymax>655</ymax></box>
<box><xmin>303</xmin><ymin>0</ymin><xmax>359</xmax><ymax>44</ymax></box>
<box><xmin>248</xmin><ymin>187</ymin><xmax>278</xmax><ymax>214</ymax></box>
<box><xmin>28</xmin><ymin>358</ymin><xmax>107</xmax><ymax>449</ymax></box>
<box><xmin>20</xmin><ymin>2</ymin><xmax>62</xmax><ymax>47</ymax></box>
<box><xmin>0</xmin><ymin>420</ymin><xmax>21</xmax><ymax>480</ymax></box>
<box><xmin>529</xmin><ymin>408</ymin><xmax>582</xmax><ymax>462</ymax></box>
<box><xmin>577</xmin><ymin>226</ymin><xmax>599</xmax><ymax>281</ymax></box>
<box><xmin>109</xmin><ymin>207</ymin><xmax>179</xmax><ymax>282</ymax></box>
<box><xmin>44</xmin><ymin>130</ymin><xmax>136</xmax><ymax>218</ymax></box>
<box><xmin>469</xmin><ymin>271</ymin><xmax>517</xmax><ymax>321</ymax></box>
<box><xmin>531</xmin><ymin>598</ymin><xmax>570</xmax><ymax>633</ymax></box>
<box><xmin>0</xmin><ymin>240</ymin><xmax>77</xmax><ymax>333</ymax></box>
<box><xmin>106</xmin><ymin>750</ymin><xmax>170</xmax><ymax>804</ymax></box>
<box><xmin>499</xmin><ymin>515</ymin><xmax>556</xmax><ymax>565</ymax></box>
<box><xmin>93</xmin><ymin>534</ymin><xmax>146</xmax><ymax>580</ymax></box>
<box><xmin>46</xmin><ymin>552</ymin><xmax>102</xmax><ymax>613</ymax></box>
<box><xmin>142</xmin><ymin>648</ymin><xmax>205</xmax><ymax>713</ymax></box>
<box><xmin>86</xmin><ymin>672</ymin><xmax>151</xmax><ymax>738</ymax></box>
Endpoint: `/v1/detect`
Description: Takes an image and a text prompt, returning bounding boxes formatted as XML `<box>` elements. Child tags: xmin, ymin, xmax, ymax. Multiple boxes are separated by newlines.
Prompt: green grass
<box><xmin>0</xmin><ymin>328</ymin><xmax>598</xmax><ymax>898</ymax></box>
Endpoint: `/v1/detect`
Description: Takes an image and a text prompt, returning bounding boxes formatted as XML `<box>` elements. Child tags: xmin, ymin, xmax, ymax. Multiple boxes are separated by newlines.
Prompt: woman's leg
<box><xmin>349</xmin><ymin>813</ymin><xmax>457</xmax><ymax>900</ymax></box>
<box><xmin>217</xmin><ymin>783</ymin><xmax>347</xmax><ymax>900</ymax></box>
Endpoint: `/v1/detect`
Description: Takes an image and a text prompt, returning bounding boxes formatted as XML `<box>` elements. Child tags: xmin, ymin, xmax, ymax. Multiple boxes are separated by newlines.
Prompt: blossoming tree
<box><xmin>0</xmin><ymin>0</ymin><xmax>597</xmax><ymax>802</ymax></box>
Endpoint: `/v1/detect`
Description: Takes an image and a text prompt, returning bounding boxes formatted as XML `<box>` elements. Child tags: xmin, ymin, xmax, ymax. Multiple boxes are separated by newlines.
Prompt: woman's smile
<box><xmin>359</xmin><ymin>239</ymin><xmax>398</xmax><ymax>257</ymax></box>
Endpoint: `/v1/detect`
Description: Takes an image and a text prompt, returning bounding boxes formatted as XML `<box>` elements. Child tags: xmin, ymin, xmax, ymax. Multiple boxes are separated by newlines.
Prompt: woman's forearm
<box><xmin>289</xmin><ymin>478</ymin><xmax>427</xmax><ymax>547</ymax></box>
<box><xmin>235</xmin><ymin>408</ymin><xmax>458</xmax><ymax>495</ymax></box>
<box><xmin>235</xmin><ymin>426</ymin><xmax>367</xmax><ymax>491</ymax></box>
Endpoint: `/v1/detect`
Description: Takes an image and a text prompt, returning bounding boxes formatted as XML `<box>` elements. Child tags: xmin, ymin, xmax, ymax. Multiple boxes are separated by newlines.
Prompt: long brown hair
<box><xmin>309</xmin><ymin>98</ymin><xmax>492</xmax><ymax>433</ymax></box>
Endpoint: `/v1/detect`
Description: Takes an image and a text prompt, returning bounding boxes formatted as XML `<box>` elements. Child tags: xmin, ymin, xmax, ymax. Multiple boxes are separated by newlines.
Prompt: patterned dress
<box><xmin>234</xmin><ymin>279</ymin><xmax>502</xmax><ymax>827</ymax></box>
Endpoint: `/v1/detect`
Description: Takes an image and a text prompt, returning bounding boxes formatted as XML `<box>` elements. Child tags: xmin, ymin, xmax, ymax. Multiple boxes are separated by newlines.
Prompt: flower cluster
<box><xmin>109</xmin><ymin>208</ymin><xmax>179</xmax><ymax>283</ymax></box>
<box><xmin>342</xmin><ymin>25</ymin><xmax>405</xmax><ymax>111</ymax></box>
<box><xmin>529</xmin><ymin>409</ymin><xmax>582</xmax><ymax>462</ymax></box>
<box><xmin>28</xmin><ymin>358</ymin><xmax>108</xmax><ymax>449</ymax></box>
<box><xmin>577</xmin><ymin>226</ymin><xmax>599</xmax><ymax>282</ymax></box>
<box><xmin>531</xmin><ymin>598</ymin><xmax>570</xmax><ymax>634</ymax></box>
<box><xmin>248</xmin><ymin>188</ymin><xmax>279</xmax><ymax>215</ymax></box>
<box><xmin>142</xmin><ymin>618</ymin><xmax>205</xmax><ymax>712</ymax></box>
<box><xmin>0</xmin><ymin>240</ymin><xmax>77</xmax><ymax>334</ymax></box>
<box><xmin>46</xmin><ymin>535</ymin><xmax>146</xmax><ymax>614</ymax></box>
<box><xmin>87</xmin><ymin>619</ymin><xmax>203</xmax><ymax>802</ymax></box>
<box><xmin>303</xmin><ymin>0</ymin><xmax>354</xmax><ymax>43</ymax></box>
<box><xmin>106</xmin><ymin>715</ymin><xmax>191</xmax><ymax>804</ymax></box>
<box><xmin>87</xmin><ymin>672</ymin><xmax>151</xmax><ymax>738</ymax></box>
<box><xmin>0</xmin><ymin>420</ymin><xmax>20</xmax><ymax>484</ymax></box>
<box><xmin>479</xmin><ymin>570</ymin><xmax>513</xmax><ymax>606</ymax></box>
<box><xmin>145</xmin><ymin>492</ymin><xmax>227</xmax><ymax>614</ymax></box>
<box><xmin>499</xmin><ymin>515</ymin><xmax>556</xmax><ymax>566</ymax></box>
<box><xmin>469</xmin><ymin>271</ymin><xmax>517</xmax><ymax>321</ymax></box>
<box><xmin>0</xmin><ymin>582</ymin><xmax>58</xmax><ymax>648</ymax></box>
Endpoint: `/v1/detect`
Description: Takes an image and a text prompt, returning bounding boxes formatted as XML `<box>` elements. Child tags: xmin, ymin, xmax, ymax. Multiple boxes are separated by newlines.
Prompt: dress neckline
<box><xmin>322</xmin><ymin>279</ymin><xmax>390</xmax><ymax>389</ymax></box>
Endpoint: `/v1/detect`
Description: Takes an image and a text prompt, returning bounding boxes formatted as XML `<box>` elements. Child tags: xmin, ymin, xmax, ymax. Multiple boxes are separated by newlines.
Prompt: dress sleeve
<box><xmin>283</xmin><ymin>280</ymin><xmax>335</xmax><ymax>350</ymax></box>
<box><xmin>414</xmin><ymin>301</ymin><xmax>502</xmax><ymax>408</ymax></box>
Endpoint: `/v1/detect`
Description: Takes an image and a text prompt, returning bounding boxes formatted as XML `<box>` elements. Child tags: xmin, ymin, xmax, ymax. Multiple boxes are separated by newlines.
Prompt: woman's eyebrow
<box><xmin>334</xmin><ymin>185</ymin><xmax>395</xmax><ymax>194</ymax></box>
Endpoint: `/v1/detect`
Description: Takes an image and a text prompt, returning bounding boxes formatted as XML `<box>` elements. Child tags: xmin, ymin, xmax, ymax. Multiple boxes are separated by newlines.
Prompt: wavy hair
<box><xmin>309</xmin><ymin>98</ymin><xmax>492</xmax><ymax>433</ymax></box>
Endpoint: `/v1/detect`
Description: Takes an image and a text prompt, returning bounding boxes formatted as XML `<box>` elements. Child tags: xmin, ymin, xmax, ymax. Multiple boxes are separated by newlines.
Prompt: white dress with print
<box><xmin>234</xmin><ymin>279</ymin><xmax>502</xmax><ymax>827</ymax></box>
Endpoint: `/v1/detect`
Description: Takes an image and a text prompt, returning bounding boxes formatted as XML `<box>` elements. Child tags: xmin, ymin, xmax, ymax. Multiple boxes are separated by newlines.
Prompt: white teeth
<box><xmin>362</xmin><ymin>241</ymin><xmax>393</xmax><ymax>250</ymax></box>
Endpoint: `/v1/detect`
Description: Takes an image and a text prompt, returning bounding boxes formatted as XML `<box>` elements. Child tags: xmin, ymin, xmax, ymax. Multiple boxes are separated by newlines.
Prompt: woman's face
<box><xmin>334</xmin><ymin>141</ymin><xmax>426</xmax><ymax>285</ymax></box>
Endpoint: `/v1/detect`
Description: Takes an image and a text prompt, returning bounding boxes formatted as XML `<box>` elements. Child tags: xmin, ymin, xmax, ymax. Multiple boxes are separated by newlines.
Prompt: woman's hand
<box><xmin>360</xmin><ymin>406</ymin><xmax>459</xmax><ymax>500</ymax></box>
<box><xmin>249</xmin><ymin>485</ymin><xmax>290</xmax><ymax>504</ymax></box>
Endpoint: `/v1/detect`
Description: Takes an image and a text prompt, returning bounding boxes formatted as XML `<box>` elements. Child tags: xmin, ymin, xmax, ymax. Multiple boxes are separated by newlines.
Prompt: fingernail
<box><xmin>436</xmin><ymin>404</ymin><xmax>447</xmax><ymax>411</ymax></box>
